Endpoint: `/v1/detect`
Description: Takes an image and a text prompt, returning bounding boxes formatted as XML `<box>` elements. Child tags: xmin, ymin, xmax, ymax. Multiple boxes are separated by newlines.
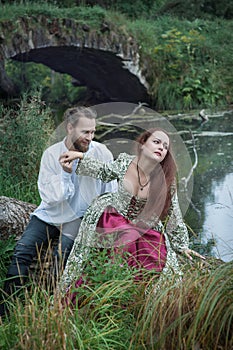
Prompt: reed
<box><xmin>134</xmin><ymin>261</ymin><xmax>233</xmax><ymax>350</ymax></box>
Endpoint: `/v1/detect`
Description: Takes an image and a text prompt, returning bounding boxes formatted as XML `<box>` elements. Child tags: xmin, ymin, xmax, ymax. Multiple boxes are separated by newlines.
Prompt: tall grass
<box><xmin>135</xmin><ymin>261</ymin><xmax>233</xmax><ymax>349</ymax></box>
<box><xmin>0</xmin><ymin>249</ymin><xmax>232</xmax><ymax>350</ymax></box>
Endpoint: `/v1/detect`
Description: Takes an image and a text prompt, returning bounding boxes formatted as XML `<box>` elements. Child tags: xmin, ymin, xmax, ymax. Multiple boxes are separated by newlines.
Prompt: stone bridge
<box><xmin>0</xmin><ymin>15</ymin><xmax>150</xmax><ymax>104</ymax></box>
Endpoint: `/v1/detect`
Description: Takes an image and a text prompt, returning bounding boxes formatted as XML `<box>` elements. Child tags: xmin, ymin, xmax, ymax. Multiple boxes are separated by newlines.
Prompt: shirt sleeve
<box><xmin>38</xmin><ymin>148</ymin><xmax>76</xmax><ymax>205</ymax></box>
<box><xmin>165</xmin><ymin>190</ymin><xmax>190</xmax><ymax>253</ymax></box>
<box><xmin>76</xmin><ymin>153</ymin><xmax>127</xmax><ymax>183</ymax></box>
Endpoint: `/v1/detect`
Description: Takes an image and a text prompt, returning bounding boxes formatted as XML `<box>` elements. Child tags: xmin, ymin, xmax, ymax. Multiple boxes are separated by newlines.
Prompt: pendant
<box><xmin>140</xmin><ymin>187</ymin><xmax>143</xmax><ymax>191</ymax></box>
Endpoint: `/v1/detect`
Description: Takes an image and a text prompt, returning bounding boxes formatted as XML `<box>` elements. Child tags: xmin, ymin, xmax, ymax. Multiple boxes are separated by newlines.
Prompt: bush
<box><xmin>129</xmin><ymin>17</ymin><xmax>231</xmax><ymax>110</ymax></box>
<box><xmin>0</xmin><ymin>90</ymin><xmax>55</xmax><ymax>204</ymax></box>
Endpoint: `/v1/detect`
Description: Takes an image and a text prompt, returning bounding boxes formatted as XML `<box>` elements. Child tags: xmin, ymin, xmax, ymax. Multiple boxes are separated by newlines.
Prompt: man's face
<box><xmin>68</xmin><ymin>116</ymin><xmax>96</xmax><ymax>152</ymax></box>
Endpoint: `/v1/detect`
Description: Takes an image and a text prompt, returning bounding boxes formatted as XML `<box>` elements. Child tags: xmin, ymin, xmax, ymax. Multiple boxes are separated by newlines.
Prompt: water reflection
<box><xmin>202</xmin><ymin>173</ymin><xmax>233</xmax><ymax>262</ymax></box>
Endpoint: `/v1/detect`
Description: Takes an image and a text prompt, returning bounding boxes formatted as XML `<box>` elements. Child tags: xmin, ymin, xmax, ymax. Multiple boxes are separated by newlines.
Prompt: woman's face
<box><xmin>141</xmin><ymin>130</ymin><xmax>170</xmax><ymax>162</ymax></box>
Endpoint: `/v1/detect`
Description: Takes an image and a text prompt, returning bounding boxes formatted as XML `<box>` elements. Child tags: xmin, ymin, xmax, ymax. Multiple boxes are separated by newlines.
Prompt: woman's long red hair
<box><xmin>136</xmin><ymin>128</ymin><xmax>177</xmax><ymax>221</ymax></box>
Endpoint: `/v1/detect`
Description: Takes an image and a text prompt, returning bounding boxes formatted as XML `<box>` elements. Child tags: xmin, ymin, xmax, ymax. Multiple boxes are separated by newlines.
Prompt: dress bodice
<box><xmin>126</xmin><ymin>195</ymin><xmax>147</xmax><ymax>221</ymax></box>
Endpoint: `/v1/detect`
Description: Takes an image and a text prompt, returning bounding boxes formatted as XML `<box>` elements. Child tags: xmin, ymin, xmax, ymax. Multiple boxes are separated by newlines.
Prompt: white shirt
<box><xmin>32</xmin><ymin>139</ymin><xmax>117</xmax><ymax>226</ymax></box>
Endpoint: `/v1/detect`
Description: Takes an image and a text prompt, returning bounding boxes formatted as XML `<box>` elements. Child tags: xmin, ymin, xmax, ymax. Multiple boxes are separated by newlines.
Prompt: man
<box><xmin>1</xmin><ymin>106</ymin><xmax>117</xmax><ymax>309</ymax></box>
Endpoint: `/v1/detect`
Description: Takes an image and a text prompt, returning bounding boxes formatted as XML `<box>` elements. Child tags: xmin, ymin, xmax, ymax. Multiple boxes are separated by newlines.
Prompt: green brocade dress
<box><xmin>60</xmin><ymin>153</ymin><xmax>190</xmax><ymax>291</ymax></box>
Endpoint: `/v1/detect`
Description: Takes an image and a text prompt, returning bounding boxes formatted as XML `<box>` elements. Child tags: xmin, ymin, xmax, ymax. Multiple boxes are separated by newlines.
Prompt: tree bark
<box><xmin>0</xmin><ymin>196</ymin><xmax>37</xmax><ymax>240</ymax></box>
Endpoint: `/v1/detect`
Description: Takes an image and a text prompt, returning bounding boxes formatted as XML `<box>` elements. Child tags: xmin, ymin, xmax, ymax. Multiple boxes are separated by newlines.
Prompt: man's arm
<box><xmin>38</xmin><ymin>148</ymin><xmax>76</xmax><ymax>206</ymax></box>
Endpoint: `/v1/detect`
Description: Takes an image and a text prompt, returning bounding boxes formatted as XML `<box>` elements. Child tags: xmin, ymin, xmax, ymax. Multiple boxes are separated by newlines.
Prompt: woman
<box><xmin>59</xmin><ymin>128</ymin><xmax>204</xmax><ymax>294</ymax></box>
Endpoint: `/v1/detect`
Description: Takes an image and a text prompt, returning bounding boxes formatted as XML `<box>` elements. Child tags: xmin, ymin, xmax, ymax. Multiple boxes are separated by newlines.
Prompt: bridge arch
<box><xmin>0</xmin><ymin>16</ymin><xmax>150</xmax><ymax>104</ymax></box>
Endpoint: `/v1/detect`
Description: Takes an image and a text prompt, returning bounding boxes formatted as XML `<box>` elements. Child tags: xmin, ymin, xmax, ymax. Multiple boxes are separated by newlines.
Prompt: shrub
<box><xmin>0</xmin><ymin>90</ymin><xmax>55</xmax><ymax>204</ymax></box>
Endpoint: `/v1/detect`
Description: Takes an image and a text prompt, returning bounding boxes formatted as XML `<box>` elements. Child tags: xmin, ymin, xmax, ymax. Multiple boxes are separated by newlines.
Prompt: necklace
<box><xmin>136</xmin><ymin>161</ymin><xmax>150</xmax><ymax>191</ymax></box>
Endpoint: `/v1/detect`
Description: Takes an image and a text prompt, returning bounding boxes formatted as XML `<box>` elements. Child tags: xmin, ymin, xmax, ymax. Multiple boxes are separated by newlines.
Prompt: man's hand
<box><xmin>59</xmin><ymin>158</ymin><xmax>73</xmax><ymax>173</ymax></box>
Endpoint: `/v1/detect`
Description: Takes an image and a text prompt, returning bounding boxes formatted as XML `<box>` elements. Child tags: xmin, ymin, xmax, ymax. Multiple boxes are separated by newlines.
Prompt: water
<box><xmin>172</xmin><ymin>110</ymin><xmax>233</xmax><ymax>262</ymax></box>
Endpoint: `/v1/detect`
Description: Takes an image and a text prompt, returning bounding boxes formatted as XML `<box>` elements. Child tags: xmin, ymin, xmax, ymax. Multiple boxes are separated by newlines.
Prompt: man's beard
<box><xmin>73</xmin><ymin>138</ymin><xmax>89</xmax><ymax>152</ymax></box>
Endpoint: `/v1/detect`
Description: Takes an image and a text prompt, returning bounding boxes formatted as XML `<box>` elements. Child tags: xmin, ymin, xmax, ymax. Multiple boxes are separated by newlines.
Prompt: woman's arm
<box><xmin>60</xmin><ymin>151</ymin><xmax>129</xmax><ymax>183</ymax></box>
<box><xmin>60</xmin><ymin>151</ymin><xmax>84</xmax><ymax>163</ymax></box>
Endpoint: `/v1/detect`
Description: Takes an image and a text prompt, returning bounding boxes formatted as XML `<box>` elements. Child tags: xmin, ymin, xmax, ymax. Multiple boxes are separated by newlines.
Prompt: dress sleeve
<box><xmin>76</xmin><ymin>152</ymin><xmax>127</xmax><ymax>182</ymax></box>
<box><xmin>165</xmin><ymin>190</ymin><xmax>190</xmax><ymax>253</ymax></box>
<box><xmin>59</xmin><ymin>234</ymin><xmax>89</xmax><ymax>292</ymax></box>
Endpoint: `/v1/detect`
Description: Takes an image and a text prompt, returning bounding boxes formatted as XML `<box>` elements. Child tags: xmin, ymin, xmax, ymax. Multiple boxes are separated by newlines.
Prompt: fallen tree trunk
<box><xmin>0</xmin><ymin>196</ymin><xmax>37</xmax><ymax>240</ymax></box>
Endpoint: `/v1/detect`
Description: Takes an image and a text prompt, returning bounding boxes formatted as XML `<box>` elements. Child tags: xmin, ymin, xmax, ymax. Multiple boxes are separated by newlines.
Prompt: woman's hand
<box><xmin>59</xmin><ymin>151</ymin><xmax>83</xmax><ymax>173</ymax></box>
<box><xmin>183</xmin><ymin>248</ymin><xmax>206</xmax><ymax>261</ymax></box>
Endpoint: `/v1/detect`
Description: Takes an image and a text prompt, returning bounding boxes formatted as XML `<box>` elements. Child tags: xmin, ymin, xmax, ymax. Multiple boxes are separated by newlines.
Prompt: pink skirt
<box><xmin>65</xmin><ymin>206</ymin><xmax>167</xmax><ymax>306</ymax></box>
<box><xmin>96</xmin><ymin>206</ymin><xmax>167</xmax><ymax>271</ymax></box>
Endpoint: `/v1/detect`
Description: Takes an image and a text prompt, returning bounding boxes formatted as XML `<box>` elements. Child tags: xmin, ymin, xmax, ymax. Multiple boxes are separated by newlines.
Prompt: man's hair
<box><xmin>63</xmin><ymin>106</ymin><xmax>97</xmax><ymax>127</ymax></box>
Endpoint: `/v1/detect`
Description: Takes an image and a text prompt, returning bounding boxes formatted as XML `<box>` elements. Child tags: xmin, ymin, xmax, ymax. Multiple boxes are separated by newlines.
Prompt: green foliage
<box><xmin>129</xmin><ymin>17</ymin><xmax>231</xmax><ymax>110</ymax></box>
<box><xmin>0</xmin><ymin>2</ymin><xmax>107</xmax><ymax>26</ymax></box>
<box><xmin>68</xmin><ymin>248</ymin><xmax>145</xmax><ymax>304</ymax></box>
<box><xmin>3</xmin><ymin>0</ymin><xmax>231</xmax><ymax>20</ymax></box>
<box><xmin>150</xmin><ymin>27</ymin><xmax>225</xmax><ymax>109</ymax></box>
<box><xmin>0</xmin><ymin>0</ymin><xmax>161</xmax><ymax>20</ymax></box>
<box><xmin>82</xmin><ymin>248</ymin><xmax>138</xmax><ymax>284</ymax></box>
<box><xmin>0</xmin><ymin>90</ymin><xmax>55</xmax><ymax>203</ymax></box>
